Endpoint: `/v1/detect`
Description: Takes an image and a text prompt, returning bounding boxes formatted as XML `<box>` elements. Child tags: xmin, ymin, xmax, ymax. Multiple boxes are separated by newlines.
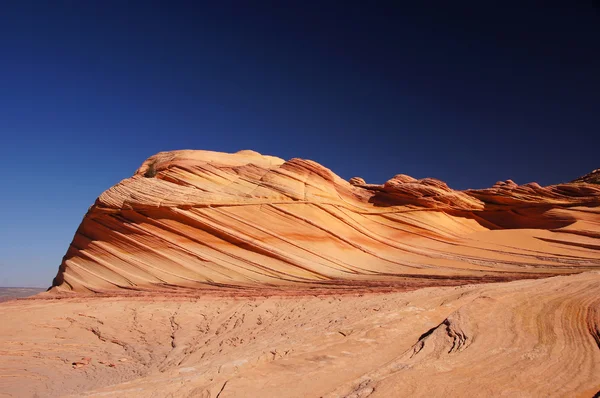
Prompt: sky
<box><xmin>1</xmin><ymin>1</ymin><xmax>599</xmax><ymax>287</ymax></box>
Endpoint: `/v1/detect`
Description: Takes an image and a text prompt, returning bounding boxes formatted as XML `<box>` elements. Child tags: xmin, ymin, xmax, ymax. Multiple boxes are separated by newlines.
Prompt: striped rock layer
<box><xmin>51</xmin><ymin>150</ymin><xmax>600</xmax><ymax>292</ymax></box>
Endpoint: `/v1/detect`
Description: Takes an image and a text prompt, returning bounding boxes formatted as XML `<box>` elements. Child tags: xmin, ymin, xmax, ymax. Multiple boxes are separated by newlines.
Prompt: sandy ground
<box><xmin>1</xmin><ymin>272</ymin><xmax>599</xmax><ymax>397</ymax></box>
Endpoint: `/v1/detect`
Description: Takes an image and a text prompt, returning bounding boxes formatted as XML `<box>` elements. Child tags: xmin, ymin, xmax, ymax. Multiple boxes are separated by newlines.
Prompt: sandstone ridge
<box><xmin>51</xmin><ymin>150</ymin><xmax>600</xmax><ymax>293</ymax></box>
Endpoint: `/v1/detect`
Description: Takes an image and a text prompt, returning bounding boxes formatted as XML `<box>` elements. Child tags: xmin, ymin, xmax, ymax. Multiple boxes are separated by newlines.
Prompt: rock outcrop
<box><xmin>4</xmin><ymin>272</ymin><xmax>600</xmax><ymax>397</ymax></box>
<box><xmin>573</xmin><ymin>168</ymin><xmax>600</xmax><ymax>185</ymax></box>
<box><xmin>51</xmin><ymin>150</ymin><xmax>600</xmax><ymax>292</ymax></box>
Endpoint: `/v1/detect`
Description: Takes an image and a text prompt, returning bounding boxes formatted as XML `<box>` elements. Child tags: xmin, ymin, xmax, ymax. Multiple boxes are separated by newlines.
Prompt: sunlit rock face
<box><xmin>51</xmin><ymin>150</ymin><xmax>600</xmax><ymax>292</ymax></box>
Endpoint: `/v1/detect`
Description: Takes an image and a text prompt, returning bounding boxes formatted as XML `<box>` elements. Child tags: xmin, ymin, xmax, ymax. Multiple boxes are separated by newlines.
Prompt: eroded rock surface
<box><xmin>3</xmin><ymin>150</ymin><xmax>600</xmax><ymax>397</ymax></box>
<box><xmin>51</xmin><ymin>150</ymin><xmax>600</xmax><ymax>293</ymax></box>
<box><xmin>2</xmin><ymin>273</ymin><xmax>599</xmax><ymax>397</ymax></box>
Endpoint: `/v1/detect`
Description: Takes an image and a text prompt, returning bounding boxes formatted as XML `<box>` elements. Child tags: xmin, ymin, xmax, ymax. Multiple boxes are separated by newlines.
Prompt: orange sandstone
<box><xmin>2</xmin><ymin>150</ymin><xmax>600</xmax><ymax>398</ymax></box>
<box><xmin>51</xmin><ymin>150</ymin><xmax>600</xmax><ymax>293</ymax></box>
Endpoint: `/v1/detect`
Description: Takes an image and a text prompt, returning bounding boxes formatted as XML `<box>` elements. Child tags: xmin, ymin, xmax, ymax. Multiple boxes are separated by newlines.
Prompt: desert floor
<box><xmin>1</xmin><ymin>272</ymin><xmax>599</xmax><ymax>397</ymax></box>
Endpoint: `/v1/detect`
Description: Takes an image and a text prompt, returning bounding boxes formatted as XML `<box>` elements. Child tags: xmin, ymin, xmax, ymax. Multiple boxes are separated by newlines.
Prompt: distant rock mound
<box><xmin>348</xmin><ymin>177</ymin><xmax>365</xmax><ymax>185</ymax></box>
<box><xmin>50</xmin><ymin>150</ymin><xmax>600</xmax><ymax>293</ymax></box>
<box><xmin>572</xmin><ymin>168</ymin><xmax>600</xmax><ymax>185</ymax></box>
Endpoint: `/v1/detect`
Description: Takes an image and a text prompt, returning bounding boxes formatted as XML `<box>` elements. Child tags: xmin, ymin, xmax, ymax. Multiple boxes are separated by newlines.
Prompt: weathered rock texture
<box><xmin>3</xmin><ymin>150</ymin><xmax>600</xmax><ymax>397</ymax></box>
<box><xmin>51</xmin><ymin>149</ymin><xmax>600</xmax><ymax>292</ymax></box>
<box><xmin>573</xmin><ymin>168</ymin><xmax>600</xmax><ymax>185</ymax></box>
<box><xmin>2</xmin><ymin>272</ymin><xmax>600</xmax><ymax>397</ymax></box>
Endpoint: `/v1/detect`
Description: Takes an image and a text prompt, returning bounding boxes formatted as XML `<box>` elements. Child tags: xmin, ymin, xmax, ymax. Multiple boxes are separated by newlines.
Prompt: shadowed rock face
<box><xmin>51</xmin><ymin>150</ymin><xmax>600</xmax><ymax>293</ymax></box>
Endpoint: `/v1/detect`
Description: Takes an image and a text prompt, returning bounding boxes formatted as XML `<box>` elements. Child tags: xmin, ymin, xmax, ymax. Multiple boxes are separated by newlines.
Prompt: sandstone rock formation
<box><xmin>3</xmin><ymin>150</ymin><xmax>600</xmax><ymax>397</ymax></box>
<box><xmin>51</xmin><ymin>150</ymin><xmax>600</xmax><ymax>293</ymax></box>
<box><xmin>2</xmin><ymin>272</ymin><xmax>600</xmax><ymax>397</ymax></box>
<box><xmin>573</xmin><ymin>168</ymin><xmax>600</xmax><ymax>185</ymax></box>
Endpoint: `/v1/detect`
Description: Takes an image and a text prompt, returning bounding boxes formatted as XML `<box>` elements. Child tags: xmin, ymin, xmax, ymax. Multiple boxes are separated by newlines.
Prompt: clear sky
<box><xmin>1</xmin><ymin>2</ymin><xmax>599</xmax><ymax>287</ymax></box>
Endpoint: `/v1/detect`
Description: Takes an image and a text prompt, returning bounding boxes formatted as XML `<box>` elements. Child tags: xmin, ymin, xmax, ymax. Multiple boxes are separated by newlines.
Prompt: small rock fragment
<box><xmin>72</xmin><ymin>357</ymin><xmax>92</xmax><ymax>368</ymax></box>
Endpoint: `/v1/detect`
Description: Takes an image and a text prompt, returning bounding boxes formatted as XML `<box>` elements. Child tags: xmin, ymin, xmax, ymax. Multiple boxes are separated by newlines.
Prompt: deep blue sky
<box><xmin>1</xmin><ymin>2</ymin><xmax>599</xmax><ymax>287</ymax></box>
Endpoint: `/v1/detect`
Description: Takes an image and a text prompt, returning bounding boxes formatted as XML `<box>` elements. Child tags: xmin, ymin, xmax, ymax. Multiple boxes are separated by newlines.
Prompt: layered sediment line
<box><xmin>51</xmin><ymin>150</ymin><xmax>600</xmax><ymax>292</ymax></box>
